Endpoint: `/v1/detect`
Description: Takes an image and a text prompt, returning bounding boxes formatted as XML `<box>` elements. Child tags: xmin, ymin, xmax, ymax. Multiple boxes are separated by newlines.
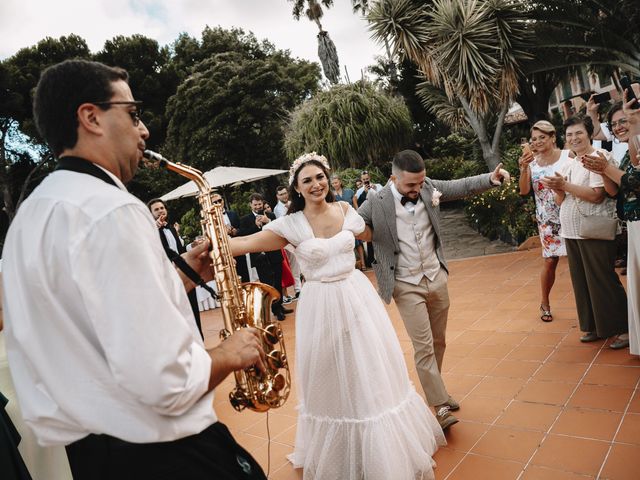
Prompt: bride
<box><xmin>230</xmin><ymin>153</ymin><xmax>445</xmax><ymax>480</ymax></box>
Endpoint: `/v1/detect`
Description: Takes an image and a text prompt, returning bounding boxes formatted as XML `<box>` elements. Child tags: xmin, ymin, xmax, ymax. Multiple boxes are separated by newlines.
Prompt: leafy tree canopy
<box><xmin>284</xmin><ymin>81</ymin><xmax>412</xmax><ymax>169</ymax></box>
<box><xmin>163</xmin><ymin>48</ymin><xmax>320</xmax><ymax>174</ymax></box>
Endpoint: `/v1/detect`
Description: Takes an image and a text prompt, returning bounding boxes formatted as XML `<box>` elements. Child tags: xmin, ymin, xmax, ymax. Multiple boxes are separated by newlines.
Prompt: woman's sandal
<box><xmin>540</xmin><ymin>305</ymin><xmax>553</xmax><ymax>322</ymax></box>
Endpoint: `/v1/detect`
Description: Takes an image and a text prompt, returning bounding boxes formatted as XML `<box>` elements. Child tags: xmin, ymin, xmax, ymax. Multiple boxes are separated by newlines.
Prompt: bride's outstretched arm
<box><xmin>355</xmin><ymin>225</ymin><xmax>373</xmax><ymax>242</ymax></box>
<box><xmin>229</xmin><ymin>231</ymin><xmax>288</xmax><ymax>256</ymax></box>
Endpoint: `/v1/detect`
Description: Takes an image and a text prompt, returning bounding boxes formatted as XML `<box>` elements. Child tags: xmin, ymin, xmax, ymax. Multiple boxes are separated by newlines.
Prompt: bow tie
<box><xmin>400</xmin><ymin>196</ymin><xmax>418</xmax><ymax>206</ymax></box>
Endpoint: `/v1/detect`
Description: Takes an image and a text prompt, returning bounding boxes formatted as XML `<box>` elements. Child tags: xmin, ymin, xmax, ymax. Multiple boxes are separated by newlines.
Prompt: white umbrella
<box><xmin>160</xmin><ymin>165</ymin><xmax>288</xmax><ymax>201</ymax></box>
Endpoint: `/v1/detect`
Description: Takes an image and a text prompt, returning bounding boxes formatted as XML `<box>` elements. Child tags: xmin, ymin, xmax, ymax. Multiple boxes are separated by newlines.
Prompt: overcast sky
<box><xmin>0</xmin><ymin>0</ymin><xmax>384</xmax><ymax>81</ymax></box>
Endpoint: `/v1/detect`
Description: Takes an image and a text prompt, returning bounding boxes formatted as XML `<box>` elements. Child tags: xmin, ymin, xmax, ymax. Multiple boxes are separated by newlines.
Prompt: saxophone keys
<box><xmin>267</xmin><ymin>350</ymin><xmax>287</xmax><ymax>370</ymax></box>
<box><xmin>262</xmin><ymin>324</ymin><xmax>280</xmax><ymax>345</ymax></box>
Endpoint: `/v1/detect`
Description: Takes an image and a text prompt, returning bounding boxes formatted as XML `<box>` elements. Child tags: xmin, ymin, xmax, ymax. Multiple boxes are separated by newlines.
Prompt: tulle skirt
<box><xmin>289</xmin><ymin>270</ymin><xmax>445</xmax><ymax>480</ymax></box>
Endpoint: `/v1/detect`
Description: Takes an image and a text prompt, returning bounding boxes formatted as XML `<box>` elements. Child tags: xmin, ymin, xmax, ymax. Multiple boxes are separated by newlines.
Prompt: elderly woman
<box><xmin>541</xmin><ymin>116</ymin><xmax>628</xmax><ymax>348</ymax></box>
<box><xmin>519</xmin><ymin>120</ymin><xmax>571</xmax><ymax>322</ymax></box>
<box><xmin>583</xmin><ymin>97</ymin><xmax>639</xmax><ymax>354</ymax></box>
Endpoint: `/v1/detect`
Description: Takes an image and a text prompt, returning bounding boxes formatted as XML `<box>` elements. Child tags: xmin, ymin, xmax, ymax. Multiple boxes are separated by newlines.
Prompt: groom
<box><xmin>358</xmin><ymin>150</ymin><xmax>510</xmax><ymax>430</ymax></box>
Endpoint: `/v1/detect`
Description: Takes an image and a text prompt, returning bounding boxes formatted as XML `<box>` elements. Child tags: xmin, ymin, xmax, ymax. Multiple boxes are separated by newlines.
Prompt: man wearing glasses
<box><xmin>2</xmin><ymin>60</ymin><xmax>267</xmax><ymax>479</ymax></box>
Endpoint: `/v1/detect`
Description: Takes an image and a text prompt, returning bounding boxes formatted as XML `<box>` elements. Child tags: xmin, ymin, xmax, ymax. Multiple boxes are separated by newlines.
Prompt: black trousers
<box><xmin>256</xmin><ymin>263</ymin><xmax>284</xmax><ymax>314</ymax></box>
<box><xmin>65</xmin><ymin>422</ymin><xmax>266</xmax><ymax>480</ymax></box>
<box><xmin>365</xmin><ymin>241</ymin><xmax>375</xmax><ymax>268</ymax></box>
<box><xmin>565</xmin><ymin>238</ymin><xmax>628</xmax><ymax>338</ymax></box>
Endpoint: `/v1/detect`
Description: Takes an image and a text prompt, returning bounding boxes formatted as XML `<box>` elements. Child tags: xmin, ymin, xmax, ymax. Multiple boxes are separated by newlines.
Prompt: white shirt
<box><xmin>274</xmin><ymin>201</ymin><xmax>288</xmax><ymax>219</ymax></box>
<box><xmin>161</xmin><ymin>226</ymin><xmax>183</xmax><ymax>253</ymax></box>
<box><xmin>2</xmin><ymin>167</ymin><xmax>215</xmax><ymax>446</ymax></box>
<box><xmin>558</xmin><ymin>150</ymin><xmax>617</xmax><ymax>239</ymax></box>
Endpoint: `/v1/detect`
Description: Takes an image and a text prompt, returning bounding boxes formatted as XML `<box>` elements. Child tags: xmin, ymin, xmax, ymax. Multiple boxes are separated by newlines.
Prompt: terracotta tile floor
<box><xmin>201</xmin><ymin>249</ymin><xmax>639</xmax><ymax>479</ymax></box>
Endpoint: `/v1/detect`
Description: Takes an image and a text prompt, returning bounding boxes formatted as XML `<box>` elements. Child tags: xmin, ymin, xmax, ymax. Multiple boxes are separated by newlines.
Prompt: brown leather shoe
<box><xmin>435</xmin><ymin>405</ymin><xmax>459</xmax><ymax>430</ymax></box>
<box><xmin>445</xmin><ymin>396</ymin><xmax>460</xmax><ymax>411</ymax></box>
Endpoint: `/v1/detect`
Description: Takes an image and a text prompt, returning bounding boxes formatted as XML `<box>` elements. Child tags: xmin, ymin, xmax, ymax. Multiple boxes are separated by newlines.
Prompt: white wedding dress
<box><xmin>264</xmin><ymin>203</ymin><xmax>445</xmax><ymax>480</ymax></box>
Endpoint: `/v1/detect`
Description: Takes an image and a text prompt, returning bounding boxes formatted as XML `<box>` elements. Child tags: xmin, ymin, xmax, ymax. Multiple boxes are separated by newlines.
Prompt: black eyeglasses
<box><xmin>92</xmin><ymin>101</ymin><xmax>144</xmax><ymax>126</ymax></box>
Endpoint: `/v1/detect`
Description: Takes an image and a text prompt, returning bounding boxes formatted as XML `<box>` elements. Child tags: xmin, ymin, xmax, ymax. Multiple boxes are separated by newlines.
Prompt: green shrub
<box><xmin>424</xmin><ymin>155</ymin><xmax>484</xmax><ymax>181</ymax></box>
<box><xmin>178</xmin><ymin>208</ymin><xmax>201</xmax><ymax>244</ymax></box>
<box><xmin>464</xmin><ymin>181</ymin><xmax>537</xmax><ymax>244</ymax></box>
<box><xmin>463</xmin><ymin>143</ymin><xmax>537</xmax><ymax>244</ymax></box>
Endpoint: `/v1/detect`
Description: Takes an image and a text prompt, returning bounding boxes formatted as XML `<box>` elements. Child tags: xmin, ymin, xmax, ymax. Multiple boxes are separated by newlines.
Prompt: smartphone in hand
<box><xmin>592</xmin><ymin>91</ymin><xmax>611</xmax><ymax>104</ymax></box>
<box><xmin>620</xmin><ymin>76</ymin><xmax>639</xmax><ymax>110</ymax></box>
<box><xmin>521</xmin><ymin>138</ymin><xmax>533</xmax><ymax>157</ymax></box>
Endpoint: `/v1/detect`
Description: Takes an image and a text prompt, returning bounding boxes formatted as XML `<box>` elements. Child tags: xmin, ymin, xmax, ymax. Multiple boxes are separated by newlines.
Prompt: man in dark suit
<box><xmin>238</xmin><ymin>193</ymin><xmax>291</xmax><ymax>321</ymax></box>
<box><xmin>211</xmin><ymin>193</ymin><xmax>250</xmax><ymax>282</ymax></box>
<box><xmin>148</xmin><ymin>198</ymin><xmax>202</xmax><ymax>337</ymax></box>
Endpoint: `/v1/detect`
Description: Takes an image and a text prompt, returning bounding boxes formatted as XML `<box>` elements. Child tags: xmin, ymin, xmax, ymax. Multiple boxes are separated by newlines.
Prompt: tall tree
<box><xmin>0</xmin><ymin>35</ymin><xmax>91</xmax><ymax>220</ymax></box>
<box><xmin>288</xmin><ymin>0</ymin><xmax>341</xmax><ymax>84</ymax></box>
<box><xmin>163</xmin><ymin>49</ymin><xmax>320</xmax><ymax>174</ymax></box>
<box><xmin>369</xmin><ymin>0</ymin><xmax>531</xmax><ymax>170</ymax></box>
<box><xmin>368</xmin><ymin>57</ymin><xmax>451</xmax><ymax>156</ymax></box>
<box><xmin>95</xmin><ymin>35</ymin><xmax>178</xmax><ymax>151</ymax></box>
<box><xmin>284</xmin><ymin>81</ymin><xmax>413</xmax><ymax>168</ymax></box>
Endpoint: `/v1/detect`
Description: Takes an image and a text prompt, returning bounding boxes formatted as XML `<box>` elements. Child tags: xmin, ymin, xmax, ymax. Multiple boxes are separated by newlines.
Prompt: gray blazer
<box><xmin>358</xmin><ymin>173</ymin><xmax>495</xmax><ymax>303</ymax></box>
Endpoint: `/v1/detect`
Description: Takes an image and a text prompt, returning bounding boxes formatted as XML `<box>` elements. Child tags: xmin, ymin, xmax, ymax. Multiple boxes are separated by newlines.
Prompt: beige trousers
<box><xmin>393</xmin><ymin>268</ymin><xmax>450</xmax><ymax>407</ymax></box>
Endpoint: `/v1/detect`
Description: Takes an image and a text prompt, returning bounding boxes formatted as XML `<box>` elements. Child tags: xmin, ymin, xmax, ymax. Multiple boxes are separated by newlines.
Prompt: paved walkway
<box><xmin>439</xmin><ymin>207</ymin><xmax>516</xmax><ymax>260</ymax></box>
<box><xmin>201</xmin><ymin>216</ymin><xmax>638</xmax><ymax>480</ymax></box>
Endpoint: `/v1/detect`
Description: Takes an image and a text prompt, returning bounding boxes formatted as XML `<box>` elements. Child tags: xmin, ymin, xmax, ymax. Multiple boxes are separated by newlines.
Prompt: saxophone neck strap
<box><xmin>56</xmin><ymin>156</ymin><xmax>217</xmax><ymax>298</ymax></box>
<box><xmin>170</xmin><ymin>253</ymin><xmax>218</xmax><ymax>299</ymax></box>
<box><xmin>55</xmin><ymin>156</ymin><xmax>119</xmax><ymax>188</ymax></box>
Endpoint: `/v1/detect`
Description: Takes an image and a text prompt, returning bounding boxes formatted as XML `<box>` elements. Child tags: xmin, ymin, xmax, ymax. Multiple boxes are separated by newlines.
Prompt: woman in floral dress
<box><xmin>518</xmin><ymin>120</ymin><xmax>571</xmax><ymax>321</ymax></box>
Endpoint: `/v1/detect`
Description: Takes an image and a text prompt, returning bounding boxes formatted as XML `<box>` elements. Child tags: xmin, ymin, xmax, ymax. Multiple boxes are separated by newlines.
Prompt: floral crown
<box><xmin>288</xmin><ymin>152</ymin><xmax>331</xmax><ymax>186</ymax></box>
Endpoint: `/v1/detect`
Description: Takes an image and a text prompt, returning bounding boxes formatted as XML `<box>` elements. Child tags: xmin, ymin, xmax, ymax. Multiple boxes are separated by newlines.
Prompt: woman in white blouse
<box><xmin>541</xmin><ymin>116</ymin><xmax>628</xmax><ymax>348</ymax></box>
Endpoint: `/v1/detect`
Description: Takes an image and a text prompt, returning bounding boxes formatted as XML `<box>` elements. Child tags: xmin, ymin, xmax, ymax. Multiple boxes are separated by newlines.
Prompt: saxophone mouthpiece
<box><xmin>142</xmin><ymin>150</ymin><xmax>167</xmax><ymax>168</ymax></box>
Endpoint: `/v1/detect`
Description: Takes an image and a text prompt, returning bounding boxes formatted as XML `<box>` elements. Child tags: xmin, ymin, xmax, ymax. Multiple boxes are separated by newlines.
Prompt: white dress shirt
<box><xmin>2</xmin><ymin>167</ymin><xmax>215</xmax><ymax>446</ymax></box>
<box><xmin>274</xmin><ymin>201</ymin><xmax>288</xmax><ymax>219</ymax></box>
<box><xmin>161</xmin><ymin>226</ymin><xmax>183</xmax><ymax>253</ymax></box>
<box><xmin>389</xmin><ymin>183</ymin><xmax>441</xmax><ymax>284</ymax></box>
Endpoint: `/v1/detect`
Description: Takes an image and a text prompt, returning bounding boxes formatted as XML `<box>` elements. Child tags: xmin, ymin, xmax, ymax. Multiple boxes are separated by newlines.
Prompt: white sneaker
<box><xmin>282</xmin><ymin>296</ymin><xmax>293</xmax><ymax>305</ymax></box>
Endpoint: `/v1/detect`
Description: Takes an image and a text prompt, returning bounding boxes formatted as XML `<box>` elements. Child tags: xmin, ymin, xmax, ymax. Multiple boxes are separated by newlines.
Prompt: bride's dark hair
<box><xmin>287</xmin><ymin>159</ymin><xmax>335</xmax><ymax>214</ymax></box>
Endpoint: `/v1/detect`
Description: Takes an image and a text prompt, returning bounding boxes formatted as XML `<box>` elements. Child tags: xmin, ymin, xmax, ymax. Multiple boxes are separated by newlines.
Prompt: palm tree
<box><xmin>288</xmin><ymin>0</ymin><xmax>340</xmax><ymax>83</ymax></box>
<box><xmin>368</xmin><ymin>0</ymin><xmax>640</xmax><ymax>155</ymax></box>
<box><xmin>369</xmin><ymin>0</ymin><xmax>531</xmax><ymax>169</ymax></box>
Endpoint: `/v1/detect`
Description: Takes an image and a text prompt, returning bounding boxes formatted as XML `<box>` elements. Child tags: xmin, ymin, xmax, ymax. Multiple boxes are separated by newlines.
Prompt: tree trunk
<box><xmin>458</xmin><ymin>96</ymin><xmax>502</xmax><ymax>171</ymax></box>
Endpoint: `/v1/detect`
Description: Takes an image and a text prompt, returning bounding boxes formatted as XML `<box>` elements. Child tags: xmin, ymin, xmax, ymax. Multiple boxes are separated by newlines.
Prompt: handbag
<box><xmin>578</xmin><ymin>215</ymin><xmax>618</xmax><ymax>240</ymax></box>
<box><xmin>575</xmin><ymin>199</ymin><xmax>618</xmax><ymax>240</ymax></box>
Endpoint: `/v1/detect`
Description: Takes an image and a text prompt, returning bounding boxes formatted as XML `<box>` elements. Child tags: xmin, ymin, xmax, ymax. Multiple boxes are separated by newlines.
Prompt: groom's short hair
<box><xmin>392</xmin><ymin>150</ymin><xmax>425</xmax><ymax>175</ymax></box>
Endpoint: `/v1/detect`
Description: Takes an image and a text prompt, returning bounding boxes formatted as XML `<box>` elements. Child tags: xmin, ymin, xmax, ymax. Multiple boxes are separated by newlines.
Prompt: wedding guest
<box><xmin>582</xmin><ymin>97</ymin><xmax>640</xmax><ymax>353</ymax></box>
<box><xmin>518</xmin><ymin>121</ymin><xmax>571</xmax><ymax>322</ymax></box>
<box><xmin>541</xmin><ymin>116</ymin><xmax>628</xmax><ymax>347</ymax></box>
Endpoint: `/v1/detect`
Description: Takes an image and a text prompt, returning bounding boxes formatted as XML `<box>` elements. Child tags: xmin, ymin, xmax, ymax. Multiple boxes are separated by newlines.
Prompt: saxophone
<box><xmin>143</xmin><ymin>150</ymin><xmax>291</xmax><ymax>412</ymax></box>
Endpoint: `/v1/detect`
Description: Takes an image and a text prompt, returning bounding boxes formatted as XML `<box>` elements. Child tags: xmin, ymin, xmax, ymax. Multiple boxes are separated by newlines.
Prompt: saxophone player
<box><xmin>2</xmin><ymin>59</ymin><xmax>268</xmax><ymax>480</ymax></box>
